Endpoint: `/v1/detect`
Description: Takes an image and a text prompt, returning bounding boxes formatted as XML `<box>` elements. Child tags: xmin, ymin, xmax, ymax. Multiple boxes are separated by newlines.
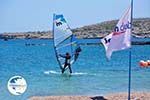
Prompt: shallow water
<box><xmin>0</xmin><ymin>39</ymin><xmax>150</xmax><ymax>100</ymax></box>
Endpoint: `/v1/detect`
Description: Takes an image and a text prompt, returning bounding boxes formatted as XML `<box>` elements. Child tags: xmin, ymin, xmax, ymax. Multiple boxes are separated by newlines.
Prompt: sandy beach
<box><xmin>29</xmin><ymin>92</ymin><xmax>150</xmax><ymax>100</ymax></box>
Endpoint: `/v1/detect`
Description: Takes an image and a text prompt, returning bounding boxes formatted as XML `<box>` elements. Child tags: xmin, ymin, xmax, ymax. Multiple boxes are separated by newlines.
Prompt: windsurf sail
<box><xmin>52</xmin><ymin>14</ymin><xmax>81</xmax><ymax>70</ymax></box>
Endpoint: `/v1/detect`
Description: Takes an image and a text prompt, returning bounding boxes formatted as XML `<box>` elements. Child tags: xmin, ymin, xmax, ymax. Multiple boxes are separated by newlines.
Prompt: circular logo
<box><xmin>7</xmin><ymin>76</ymin><xmax>27</xmax><ymax>95</ymax></box>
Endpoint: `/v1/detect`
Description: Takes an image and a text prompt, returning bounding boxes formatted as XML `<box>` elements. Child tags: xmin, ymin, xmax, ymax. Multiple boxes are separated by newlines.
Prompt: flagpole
<box><xmin>128</xmin><ymin>45</ymin><xmax>132</xmax><ymax>100</ymax></box>
<box><xmin>128</xmin><ymin>0</ymin><xmax>133</xmax><ymax>100</ymax></box>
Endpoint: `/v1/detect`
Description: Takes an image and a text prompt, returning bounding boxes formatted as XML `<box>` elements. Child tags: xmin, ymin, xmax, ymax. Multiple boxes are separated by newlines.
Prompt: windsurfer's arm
<box><xmin>76</xmin><ymin>47</ymin><xmax>82</xmax><ymax>52</ymax></box>
<box><xmin>59</xmin><ymin>54</ymin><xmax>66</xmax><ymax>58</ymax></box>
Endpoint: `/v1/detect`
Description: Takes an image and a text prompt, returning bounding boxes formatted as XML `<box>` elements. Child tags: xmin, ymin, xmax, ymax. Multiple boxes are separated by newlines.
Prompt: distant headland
<box><xmin>0</xmin><ymin>18</ymin><xmax>150</xmax><ymax>39</ymax></box>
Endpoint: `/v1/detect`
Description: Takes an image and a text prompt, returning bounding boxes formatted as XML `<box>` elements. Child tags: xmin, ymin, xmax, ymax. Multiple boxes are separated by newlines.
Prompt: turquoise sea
<box><xmin>0</xmin><ymin>39</ymin><xmax>150</xmax><ymax>100</ymax></box>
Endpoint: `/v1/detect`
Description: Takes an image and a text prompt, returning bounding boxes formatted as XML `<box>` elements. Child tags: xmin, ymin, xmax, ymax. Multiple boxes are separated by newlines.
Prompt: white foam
<box><xmin>71</xmin><ymin>72</ymin><xmax>88</xmax><ymax>75</ymax></box>
<box><xmin>44</xmin><ymin>70</ymin><xmax>60</xmax><ymax>75</ymax></box>
<box><xmin>44</xmin><ymin>70</ymin><xmax>96</xmax><ymax>76</ymax></box>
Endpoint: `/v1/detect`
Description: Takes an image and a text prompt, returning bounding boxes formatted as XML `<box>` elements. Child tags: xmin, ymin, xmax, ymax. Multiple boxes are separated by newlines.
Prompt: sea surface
<box><xmin>0</xmin><ymin>38</ymin><xmax>150</xmax><ymax>100</ymax></box>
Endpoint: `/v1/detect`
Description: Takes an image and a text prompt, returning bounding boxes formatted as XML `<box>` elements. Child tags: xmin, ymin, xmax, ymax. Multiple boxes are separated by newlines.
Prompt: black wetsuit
<box><xmin>74</xmin><ymin>47</ymin><xmax>82</xmax><ymax>61</ymax></box>
<box><xmin>74</xmin><ymin>52</ymin><xmax>79</xmax><ymax>61</ymax></box>
<box><xmin>59</xmin><ymin>54</ymin><xmax>72</xmax><ymax>74</ymax></box>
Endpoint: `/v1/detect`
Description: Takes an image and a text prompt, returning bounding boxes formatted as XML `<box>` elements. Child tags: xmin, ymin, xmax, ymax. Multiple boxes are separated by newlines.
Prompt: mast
<box><xmin>52</xmin><ymin>13</ymin><xmax>63</xmax><ymax>70</ymax></box>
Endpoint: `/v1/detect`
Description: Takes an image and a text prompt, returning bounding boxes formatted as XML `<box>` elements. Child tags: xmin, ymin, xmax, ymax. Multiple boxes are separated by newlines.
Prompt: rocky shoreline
<box><xmin>0</xmin><ymin>18</ymin><xmax>150</xmax><ymax>40</ymax></box>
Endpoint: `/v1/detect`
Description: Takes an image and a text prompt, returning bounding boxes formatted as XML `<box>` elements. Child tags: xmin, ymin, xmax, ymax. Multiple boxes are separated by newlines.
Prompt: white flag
<box><xmin>101</xmin><ymin>6</ymin><xmax>131</xmax><ymax>59</ymax></box>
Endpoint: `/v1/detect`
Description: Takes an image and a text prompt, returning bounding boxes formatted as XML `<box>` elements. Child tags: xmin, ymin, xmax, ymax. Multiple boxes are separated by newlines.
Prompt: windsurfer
<box><xmin>74</xmin><ymin>46</ymin><xmax>82</xmax><ymax>61</ymax></box>
<box><xmin>59</xmin><ymin>52</ymin><xmax>72</xmax><ymax>74</ymax></box>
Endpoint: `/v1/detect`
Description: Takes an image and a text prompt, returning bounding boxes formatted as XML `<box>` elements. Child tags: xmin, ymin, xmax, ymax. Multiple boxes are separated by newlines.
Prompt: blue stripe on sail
<box><xmin>55</xmin><ymin>15</ymin><xmax>66</xmax><ymax>23</ymax></box>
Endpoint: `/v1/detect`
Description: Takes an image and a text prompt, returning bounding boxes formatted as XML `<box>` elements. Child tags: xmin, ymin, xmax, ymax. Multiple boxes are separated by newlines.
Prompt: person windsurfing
<box><xmin>59</xmin><ymin>52</ymin><xmax>72</xmax><ymax>74</ymax></box>
<box><xmin>74</xmin><ymin>46</ymin><xmax>82</xmax><ymax>61</ymax></box>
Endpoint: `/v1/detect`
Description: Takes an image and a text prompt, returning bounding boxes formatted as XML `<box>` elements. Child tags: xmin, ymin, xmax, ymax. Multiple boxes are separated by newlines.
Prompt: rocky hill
<box><xmin>73</xmin><ymin>18</ymin><xmax>150</xmax><ymax>38</ymax></box>
<box><xmin>0</xmin><ymin>18</ymin><xmax>150</xmax><ymax>39</ymax></box>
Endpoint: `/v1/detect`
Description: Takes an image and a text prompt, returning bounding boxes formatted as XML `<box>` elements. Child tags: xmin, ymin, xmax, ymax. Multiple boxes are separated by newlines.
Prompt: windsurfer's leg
<box><xmin>74</xmin><ymin>53</ymin><xmax>79</xmax><ymax>61</ymax></box>
<box><xmin>74</xmin><ymin>55</ymin><xmax>77</xmax><ymax>61</ymax></box>
<box><xmin>68</xmin><ymin>64</ymin><xmax>72</xmax><ymax>73</ymax></box>
<box><xmin>62</xmin><ymin>64</ymin><xmax>67</xmax><ymax>74</ymax></box>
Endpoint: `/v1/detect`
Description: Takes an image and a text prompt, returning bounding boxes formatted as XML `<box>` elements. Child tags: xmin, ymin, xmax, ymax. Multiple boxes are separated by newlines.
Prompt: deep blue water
<box><xmin>0</xmin><ymin>39</ymin><xmax>150</xmax><ymax>100</ymax></box>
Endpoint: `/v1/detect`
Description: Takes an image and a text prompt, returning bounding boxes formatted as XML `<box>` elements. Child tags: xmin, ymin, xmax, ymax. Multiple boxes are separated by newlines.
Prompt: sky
<box><xmin>0</xmin><ymin>0</ymin><xmax>150</xmax><ymax>33</ymax></box>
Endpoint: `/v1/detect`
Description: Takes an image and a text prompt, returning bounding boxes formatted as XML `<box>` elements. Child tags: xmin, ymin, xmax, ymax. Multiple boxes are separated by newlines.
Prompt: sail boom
<box><xmin>56</xmin><ymin>41</ymin><xmax>76</xmax><ymax>50</ymax></box>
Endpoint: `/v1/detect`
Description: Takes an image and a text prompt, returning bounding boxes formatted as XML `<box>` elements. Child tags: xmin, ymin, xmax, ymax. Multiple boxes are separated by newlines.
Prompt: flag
<box><xmin>101</xmin><ymin>6</ymin><xmax>131</xmax><ymax>59</ymax></box>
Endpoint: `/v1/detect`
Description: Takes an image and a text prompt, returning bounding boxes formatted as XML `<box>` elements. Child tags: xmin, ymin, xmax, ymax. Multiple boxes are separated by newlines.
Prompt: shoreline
<box><xmin>0</xmin><ymin>18</ymin><xmax>150</xmax><ymax>39</ymax></box>
<box><xmin>1</xmin><ymin>37</ymin><xmax>150</xmax><ymax>40</ymax></box>
<box><xmin>29</xmin><ymin>92</ymin><xmax>150</xmax><ymax>100</ymax></box>
<box><xmin>1</xmin><ymin>38</ymin><xmax>150</xmax><ymax>45</ymax></box>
